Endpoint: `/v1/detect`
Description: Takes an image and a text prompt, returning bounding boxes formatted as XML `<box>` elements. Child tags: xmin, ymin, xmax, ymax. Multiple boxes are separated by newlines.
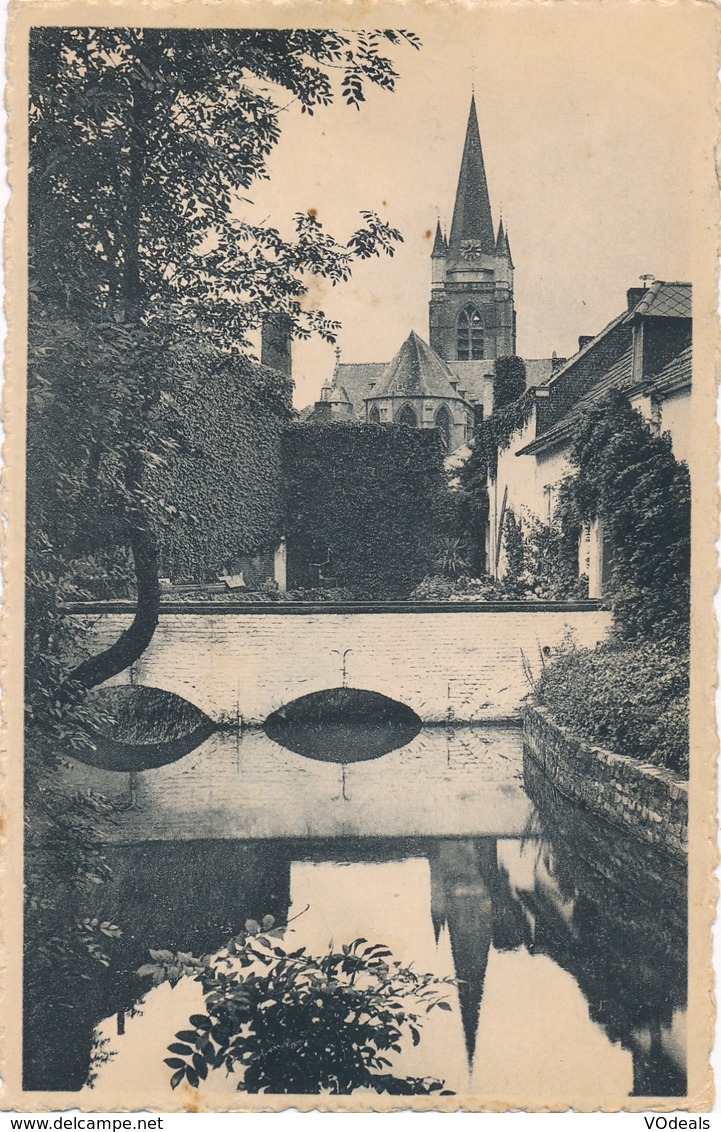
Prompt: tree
<box><xmin>28</xmin><ymin>27</ymin><xmax>421</xmax><ymax>702</ymax></box>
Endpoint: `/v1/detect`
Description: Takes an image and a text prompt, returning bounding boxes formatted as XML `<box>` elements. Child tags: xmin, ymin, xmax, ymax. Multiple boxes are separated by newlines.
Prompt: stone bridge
<box><xmin>72</xmin><ymin>601</ymin><xmax>611</xmax><ymax>725</ymax></box>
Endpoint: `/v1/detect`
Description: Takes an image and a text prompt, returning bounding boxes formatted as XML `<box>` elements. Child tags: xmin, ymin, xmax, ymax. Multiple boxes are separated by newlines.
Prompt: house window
<box><xmin>434</xmin><ymin>404</ymin><xmax>452</xmax><ymax>451</ymax></box>
<box><xmin>457</xmin><ymin>306</ymin><xmax>485</xmax><ymax>360</ymax></box>
<box><xmin>368</xmin><ymin>404</ymin><xmax>381</xmax><ymax>424</ymax></box>
<box><xmin>397</xmin><ymin>403</ymin><xmax>418</xmax><ymax>427</ymax></box>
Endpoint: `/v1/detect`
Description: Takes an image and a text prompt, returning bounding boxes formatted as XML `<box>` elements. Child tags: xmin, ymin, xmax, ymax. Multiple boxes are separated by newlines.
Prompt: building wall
<box><xmin>73</xmin><ymin>604</ymin><xmax>612</xmax><ymax>726</ymax></box>
<box><xmin>365</xmin><ymin>395</ymin><xmax>474</xmax><ymax>451</ymax></box>
<box><xmin>658</xmin><ymin>391</ymin><xmax>692</xmax><ymax>465</ymax></box>
<box><xmin>487</xmin><ymin>409</ymin><xmax>575</xmax><ymax>576</ymax></box>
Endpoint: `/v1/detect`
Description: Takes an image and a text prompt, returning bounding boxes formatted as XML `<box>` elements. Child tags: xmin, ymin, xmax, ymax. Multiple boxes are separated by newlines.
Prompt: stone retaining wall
<box><xmin>522</xmin><ymin>704</ymin><xmax>687</xmax><ymax>857</ymax></box>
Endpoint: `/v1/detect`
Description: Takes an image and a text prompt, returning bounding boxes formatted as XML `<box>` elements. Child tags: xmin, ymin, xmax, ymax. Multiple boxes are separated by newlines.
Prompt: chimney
<box><xmin>551</xmin><ymin>353</ymin><xmax>565</xmax><ymax>373</ymax></box>
<box><xmin>626</xmin><ymin>287</ymin><xmax>645</xmax><ymax>312</ymax></box>
<box><xmin>261</xmin><ymin>313</ymin><xmax>292</xmax><ymax>378</ymax></box>
<box><xmin>578</xmin><ymin>335</ymin><xmax>593</xmax><ymax>352</ymax></box>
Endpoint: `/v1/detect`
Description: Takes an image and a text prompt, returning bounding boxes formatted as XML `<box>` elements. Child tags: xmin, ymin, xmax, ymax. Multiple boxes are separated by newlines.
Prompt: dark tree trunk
<box><xmin>59</xmin><ymin>518</ymin><xmax>160</xmax><ymax>702</ymax></box>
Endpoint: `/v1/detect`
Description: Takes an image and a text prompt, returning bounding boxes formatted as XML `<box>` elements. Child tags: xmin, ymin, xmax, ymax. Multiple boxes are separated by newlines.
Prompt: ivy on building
<box><xmin>537</xmin><ymin>390</ymin><xmax>691</xmax><ymax>775</ymax></box>
<box><xmin>493</xmin><ymin>356</ymin><xmax>527</xmax><ymax>410</ymax></box>
<box><xmin>566</xmin><ymin>389</ymin><xmax>690</xmax><ymax>641</ymax></box>
<box><xmin>282</xmin><ymin>422</ymin><xmax>454</xmax><ymax>598</ymax></box>
<box><xmin>151</xmin><ymin>357</ymin><xmax>294</xmax><ymax>582</ymax></box>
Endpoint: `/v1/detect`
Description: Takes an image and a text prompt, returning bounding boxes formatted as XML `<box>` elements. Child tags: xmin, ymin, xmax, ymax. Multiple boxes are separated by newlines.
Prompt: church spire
<box><xmin>431</xmin><ymin>218</ymin><xmax>448</xmax><ymax>257</ymax></box>
<box><xmin>447</xmin><ymin>94</ymin><xmax>495</xmax><ymax>260</ymax></box>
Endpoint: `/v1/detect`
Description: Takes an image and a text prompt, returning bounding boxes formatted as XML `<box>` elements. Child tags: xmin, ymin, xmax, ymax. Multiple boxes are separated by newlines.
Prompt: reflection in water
<box><xmin>26</xmin><ymin>723</ymin><xmax>687</xmax><ymax>1101</ymax></box>
<box><xmin>264</xmin><ymin>687</ymin><xmax>422</xmax><ymax>762</ymax></box>
<box><xmin>70</xmin><ymin>685</ymin><xmax>216</xmax><ymax>772</ymax></box>
<box><xmin>518</xmin><ymin>754</ymin><xmax>687</xmax><ymax>1097</ymax></box>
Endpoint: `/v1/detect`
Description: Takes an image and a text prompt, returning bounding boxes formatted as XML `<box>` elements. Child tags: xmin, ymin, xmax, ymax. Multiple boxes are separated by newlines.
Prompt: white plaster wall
<box><xmin>659</xmin><ymin>391</ymin><xmax>692</xmax><ymax>465</ymax></box>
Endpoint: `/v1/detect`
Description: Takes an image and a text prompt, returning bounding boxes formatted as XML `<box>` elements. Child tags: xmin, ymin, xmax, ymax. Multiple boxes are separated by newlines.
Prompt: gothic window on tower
<box><xmin>457</xmin><ymin>306</ymin><xmax>485</xmax><ymax>360</ymax></box>
<box><xmin>368</xmin><ymin>404</ymin><xmax>381</xmax><ymax>425</ymax></box>
<box><xmin>396</xmin><ymin>403</ymin><xmax>418</xmax><ymax>427</ymax></box>
<box><xmin>434</xmin><ymin>404</ymin><xmax>452</xmax><ymax>451</ymax></box>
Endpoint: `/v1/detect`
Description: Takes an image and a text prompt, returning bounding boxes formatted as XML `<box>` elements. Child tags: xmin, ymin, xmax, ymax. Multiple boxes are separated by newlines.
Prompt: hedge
<box><xmin>282</xmin><ymin>422</ymin><xmax>454</xmax><ymax>598</ymax></box>
<box><xmin>152</xmin><ymin>357</ymin><xmax>292</xmax><ymax>581</ymax></box>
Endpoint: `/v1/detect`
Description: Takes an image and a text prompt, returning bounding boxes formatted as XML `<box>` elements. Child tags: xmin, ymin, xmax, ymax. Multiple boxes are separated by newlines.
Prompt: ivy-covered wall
<box><xmin>153</xmin><ymin>358</ymin><xmax>292</xmax><ymax>582</ymax></box>
<box><xmin>282</xmin><ymin>423</ymin><xmax>453</xmax><ymax>598</ymax></box>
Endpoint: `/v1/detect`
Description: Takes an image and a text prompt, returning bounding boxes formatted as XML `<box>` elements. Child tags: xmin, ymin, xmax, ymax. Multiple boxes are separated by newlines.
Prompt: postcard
<box><xmin>3</xmin><ymin>0</ymin><xmax>718</xmax><ymax>1112</ymax></box>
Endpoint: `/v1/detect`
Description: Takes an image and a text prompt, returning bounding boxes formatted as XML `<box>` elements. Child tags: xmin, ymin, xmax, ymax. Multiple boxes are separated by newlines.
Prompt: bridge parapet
<box><xmin>68</xmin><ymin>603</ymin><xmax>612</xmax><ymax>725</ymax></box>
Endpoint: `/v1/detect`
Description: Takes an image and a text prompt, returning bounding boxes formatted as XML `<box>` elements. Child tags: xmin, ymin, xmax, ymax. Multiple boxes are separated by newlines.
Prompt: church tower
<box><xmin>429</xmin><ymin>95</ymin><xmax>516</xmax><ymax>369</ymax></box>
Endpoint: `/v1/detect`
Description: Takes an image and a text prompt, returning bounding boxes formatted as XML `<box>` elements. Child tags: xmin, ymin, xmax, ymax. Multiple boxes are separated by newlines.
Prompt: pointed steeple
<box><xmin>431</xmin><ymin>218</ymin><xmax>448</xmax><ymax>258</ymax></box>
<box><xmin>448</xmin><ymin>94</ymin><xmax>495</xmax><ymax>261</ymax></box>
<box><xmin>496</xmin><ymin>217</ymin><xmax>513</xmax><ymax>267</ymax></box>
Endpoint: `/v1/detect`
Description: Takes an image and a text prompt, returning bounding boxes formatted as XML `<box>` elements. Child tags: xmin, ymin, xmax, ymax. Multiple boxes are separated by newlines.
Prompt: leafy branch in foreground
<box><xmin>139</xmin><ymin>917</ymin><xmax>455</xmax><ymax>1095</ymax></box>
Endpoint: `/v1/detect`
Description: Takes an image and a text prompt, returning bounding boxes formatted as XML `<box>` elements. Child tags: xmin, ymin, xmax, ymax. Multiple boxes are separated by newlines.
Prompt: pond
<box><xmin>25</xmin><ymin>715</ymin><xmax>687</xmax><ymax>1102</ymax></box>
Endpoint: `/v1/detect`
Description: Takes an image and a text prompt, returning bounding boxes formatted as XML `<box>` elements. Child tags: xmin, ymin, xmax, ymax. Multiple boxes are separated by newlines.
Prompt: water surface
<box><xmin>27</xmin><ymin>720</ymin><xmax>686</xmax><ymax>1101</ymax></box>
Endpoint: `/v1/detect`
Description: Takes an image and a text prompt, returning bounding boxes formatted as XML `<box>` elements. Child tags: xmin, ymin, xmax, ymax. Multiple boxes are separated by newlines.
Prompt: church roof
<box><xmin>369</xmin><ymin>331</ymin><xmax>467</xmax><ymax>401</ymax></box>
<box><xmin>334</xmin><ymin>362</ymin><xmax>387</xmax><ymax>417</ymax></box>
<box><xmin>448</xmin><ymin>94</ymin><xmax>496</xmax><ymax>260</ymax></box>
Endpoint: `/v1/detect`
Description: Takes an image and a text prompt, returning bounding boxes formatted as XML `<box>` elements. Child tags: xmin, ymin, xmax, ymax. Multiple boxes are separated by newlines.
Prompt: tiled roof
<box><xmin>370</xmin><ymin>331</ymin><xmax>467</xmax><ymax>401</ymax></box>
<box><xmin>626</xmin><ymin>281</ymin><xmax>691</xmax><ymax>320</ymax></box>
<box><xmin>651</xmin><ymin>345</ymin><xmax>692</xmax><ymax>397</ymax></box>
<box><xmin>524</xmin><ymin>358</ymin><xmax>556</xmax><ymax>388</ymax></box>
<box><xmin>517</xmin><ymin>347</ymin><xmax>635</xmax><ymax>455</ymax></box>
<box><xmin>333</xmin><ymin>362</ymin><xmax>387</xmax><ymax>418</ymax></box>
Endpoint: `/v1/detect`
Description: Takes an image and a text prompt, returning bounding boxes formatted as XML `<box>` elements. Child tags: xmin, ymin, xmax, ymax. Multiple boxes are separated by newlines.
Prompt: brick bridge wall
<box><xmin>71</xmin><ymin>601</ymin><xmax>612</xmax><ymax>726</ymax></box>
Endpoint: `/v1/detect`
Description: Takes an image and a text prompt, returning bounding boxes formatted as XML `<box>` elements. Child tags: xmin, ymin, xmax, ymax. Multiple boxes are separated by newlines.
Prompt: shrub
<box><xmin>536</xmin><ymin>638</ymin><xmax>688</xmax><ymax>776</ymax></box>
<box><xmin>142</xmin><ymin>922</ymin><xmax>455</xmax><ymax>1095</ymax></box>
<box><xmin>283</xmin><ymin>423</ymin><xmax>454</xmax><ymax>598</ymax></box>
<box><xmin>411</xmin><ymin>574</ymin><xmax>516</xmax><ymax>601</ymax></box>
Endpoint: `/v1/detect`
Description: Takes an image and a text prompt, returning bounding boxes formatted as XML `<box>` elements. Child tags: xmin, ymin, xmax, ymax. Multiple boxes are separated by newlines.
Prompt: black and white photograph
<box><xmin>5</xmin><ymin>0</ymin><xmax>718</xmax><ymax>1112</ymax></box>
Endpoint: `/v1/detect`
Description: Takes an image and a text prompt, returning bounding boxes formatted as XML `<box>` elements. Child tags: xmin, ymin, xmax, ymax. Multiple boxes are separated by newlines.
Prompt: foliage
<box><xmin>150</xmin><ymin>359</ymin><xmax>294</xmax><ymax>580</ymax></box>
<box><xmin>434</xmin><ymin>537</ymin><xmax>471</xmax><ymax>579</ymax></box>
<box><xmin>536</xmin><ymin>637</ymin><xmax>689</xmax><ymax>775</ymax></box>
<box><xmin>493</xmin><ymin>356</ymin><xmax>527</xmax><ymax>410</ymax></box>
<box><xmin>283</xmin><ymin>423</ymin><xmax>455</xmax><ymax>598</ymax></box>
<box><xmin>500</xmin><ymin>496</ymin><xmax>588</xmax><ymax>601</ymax></box>
<box><xmin>565</xmin><ymin>390</ymin><xmax>690</xmax><ymax>641</ymax></box>
<box><xmin>411</xmin><ymin>573</ymin><xmax>515</xmax><ymax>601</ymax></box>
<box><xmin>503</xmin><ymin>510</ymin><xmax>526</xmax><ymax>585</ymax></box>
<box><xmin>29</xmin><ymin>25</ymin><xmax>419</xmax><ymax>694</ymax></box>
<box><xmin>458</xmin><ymin>388</ymin><xmax>536</xmax><ymax>572</ymax></box>
<box><xmin>141</xmin><ymin>920</ymin><xmax>454</xmax><ymax>1095</ymax></box>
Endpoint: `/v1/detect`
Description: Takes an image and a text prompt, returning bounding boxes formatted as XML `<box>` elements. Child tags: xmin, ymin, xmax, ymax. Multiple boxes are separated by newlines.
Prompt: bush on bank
<box><xmin>536</xmin><ymin>637</ymin><xmax>689</xmax><ymax>776</ymax></box>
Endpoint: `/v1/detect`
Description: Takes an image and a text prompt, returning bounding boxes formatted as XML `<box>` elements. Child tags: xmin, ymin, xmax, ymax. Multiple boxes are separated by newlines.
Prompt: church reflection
<box><xmin>26</xmin><ymin>786</ymin><xmax>686</xmax><ymax>1096</ymax></box>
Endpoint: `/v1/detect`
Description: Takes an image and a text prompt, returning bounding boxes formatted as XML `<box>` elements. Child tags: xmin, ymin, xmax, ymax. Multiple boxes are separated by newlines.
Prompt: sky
<box><xmin>238</xmin><ymin>6</ymin><xmax>712</xmax><ymax>409</ymax></box>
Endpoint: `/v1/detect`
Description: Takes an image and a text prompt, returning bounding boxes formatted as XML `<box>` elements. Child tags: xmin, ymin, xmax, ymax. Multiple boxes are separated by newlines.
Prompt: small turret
<box><xmin>431</xmin><ymin>219</ymin><xmax>448</xmax><ymax>291</ymax></box>
<box><xmin>432</xmin><ymin>219</ymin><xmax>448</xmax><ymax>258</ymax></box>
<box><xmin>495</xmin><ymin>217</ymin><xmax>513</xmax><ymax>267</ymax></box>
